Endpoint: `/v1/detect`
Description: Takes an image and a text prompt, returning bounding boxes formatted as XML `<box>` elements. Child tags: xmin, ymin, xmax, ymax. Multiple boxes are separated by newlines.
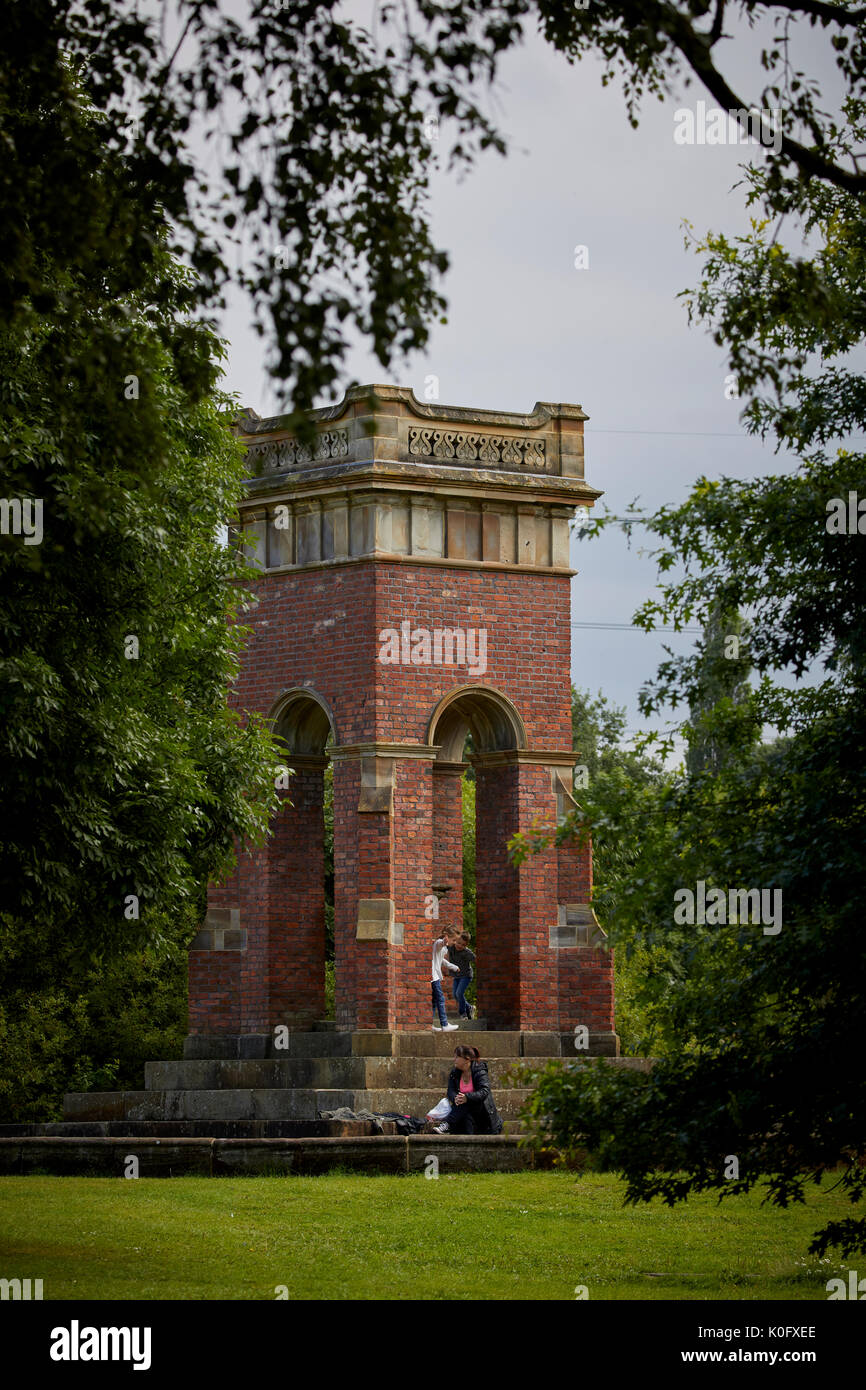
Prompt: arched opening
<box><xmin>427</xmin><ymin>687</ymin><xmax>525</xmax><ymax>1025</ymax></box>
<box><xmin>268</xmin><ymin>689</ymin><xmax>337</xmax><ymax>1026</ymax></box>
<box><xmin>271</xmin><ymin>688</ymin><xmax>336</xmax><ymax>755</ymax></box>
<box><xmin>427</xmin><ymin>685</ymin><xmax>527</xmax><ymax>762</ymax></box>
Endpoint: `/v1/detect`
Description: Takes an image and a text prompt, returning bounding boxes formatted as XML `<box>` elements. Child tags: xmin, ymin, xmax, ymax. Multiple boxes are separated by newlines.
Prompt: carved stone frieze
<box><xmin>247</xmin><ymin>429</ymin><xmax>350</xmax><ymax>473</ymax></box>
<box><xmin>408</xmin><ymin>427</ymin><xmax>547</xmax><ymax>471</ymax></box>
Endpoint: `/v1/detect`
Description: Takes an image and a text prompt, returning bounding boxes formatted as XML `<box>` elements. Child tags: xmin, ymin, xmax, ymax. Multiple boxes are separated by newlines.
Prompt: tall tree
<box><xmin>569</xmin><ymin>687</ymin><xmax>669</xmax><ymax>1054</ymax></box>
<box><xmin>0</xmin><ymin>73</ymin><xmax>279</xmax><ymax>958</ymax></box>
<box><xmin>685</xmin><ymin>604</ymin><xmax>753</xmax><ymax>777</ymax></box>
<box><xmin>512</xmin><ymin>134</ymin><xmax>866</xmax><ymax>1252</ymax></box>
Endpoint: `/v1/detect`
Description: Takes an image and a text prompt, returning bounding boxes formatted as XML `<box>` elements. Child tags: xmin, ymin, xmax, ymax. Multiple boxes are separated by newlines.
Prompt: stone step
<box><xmin>324</xmin><ymin>1089</ymin><xmax>534</xmax><ymax>1121</ymax></box>
<box><xmin>0</xmin><ymin>1118</ymin><xmax>397</xmax><ymax>1139</ymax></box>
<box><xmin>63</xmin><ymin>1087</ymin><xmax>536</xmax><ymax>1124</ymax></box>
<box><xmin>182</xmin><ymin>1030</ymin><xmax>621</xmax><ymax>1060</ymax></box>
<box><xmin>0</xmin><ymin>1134</ymin><xmax>550</xmax><ymax>1177</ymax></box>
<box><xmin>143</xmin><ymin>1055</ymin><xmax>563</xmax><ymax>1092</ymax></box>
<box><xmin>147</xmin><ymin>1058</ymin><xmax>370</xmax><ymax>1091</ymax></box>
<box><xmin>313</xmin><ymin>1015</ymin><xmax>488</xmax><ymax>1031</ymax></box>
<box><xmin>0</xmin><ymin>1116</ymin><xmax>528</xmax><ymax>1140</ymax></box>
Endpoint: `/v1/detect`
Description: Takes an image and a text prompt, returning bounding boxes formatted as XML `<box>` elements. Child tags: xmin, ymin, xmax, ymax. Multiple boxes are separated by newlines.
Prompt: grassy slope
<box><xmin>0</xmin><ymin>1171</ymin><xmax>851</xmax><ymax>1301</ymax></box>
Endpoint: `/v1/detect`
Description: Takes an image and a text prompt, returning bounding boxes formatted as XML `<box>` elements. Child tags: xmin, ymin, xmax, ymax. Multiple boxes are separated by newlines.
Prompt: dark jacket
<box><xmin>447</xmin><ymin>1061</ymin><xmax>503</xmax><ymax>1134</ymax></box>
<box><xmin>448</xmin><ymin>946</ymin><xmax>475</xmax><ymax>980</ymax></box>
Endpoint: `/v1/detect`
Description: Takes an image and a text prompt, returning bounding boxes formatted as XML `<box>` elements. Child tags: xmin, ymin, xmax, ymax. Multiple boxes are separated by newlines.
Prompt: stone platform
<box><xmin>60</xmin><ymin>1029</ymin><xmax>628</xmax><ymax>1128</ymax></box>
<box><xmin>1</xmin><ymin>1029</ymin><xmax>642</xmax><ymax>1175</ymax></box>
<box><xmin>0</xmin><ymin>1134</ymin><xmax>558</xmax><ymax>1176</ymax></box>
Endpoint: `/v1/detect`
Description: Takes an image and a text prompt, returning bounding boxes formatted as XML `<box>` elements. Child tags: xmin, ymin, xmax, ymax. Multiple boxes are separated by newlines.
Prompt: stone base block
<box><xmin>0</xmin><ymin>1134</ymin><xmax>550</xmax><ymax>1176</ymax></box>
<box><xmin>182</xmin><ymin>1029</ymin><xmax>625</xmax><ymax>1060</ymax></box>
<box><xmin>406</xmin><ymin>1134</ymin><xmax>534</xmax><ymax>1174</ymax></box>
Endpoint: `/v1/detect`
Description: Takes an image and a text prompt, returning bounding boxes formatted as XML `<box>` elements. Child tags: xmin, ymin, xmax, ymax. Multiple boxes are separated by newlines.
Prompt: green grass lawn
<box><xmin>0</xmin><ymin>1171</ymin><xmax>854</xmax><ymax>1301</ymax></box>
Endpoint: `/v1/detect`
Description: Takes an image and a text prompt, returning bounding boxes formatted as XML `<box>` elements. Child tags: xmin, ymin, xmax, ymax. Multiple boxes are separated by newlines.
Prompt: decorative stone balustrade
<box><xmin>237</xmin><ymin>384</ymin><xmax>599</xmax><ymax>574</ymax></box>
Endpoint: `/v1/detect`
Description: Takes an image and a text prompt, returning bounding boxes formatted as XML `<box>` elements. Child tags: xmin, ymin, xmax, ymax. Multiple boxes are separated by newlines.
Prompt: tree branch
<box><xmin>661</xmin><ymin>0</ymin><xmax>866</xmax><ymax>192</ymax></box>
<box><xmin>756</xmin><ymin>0</ymin><xmax>866</xmax><ymax>25</ymax></box>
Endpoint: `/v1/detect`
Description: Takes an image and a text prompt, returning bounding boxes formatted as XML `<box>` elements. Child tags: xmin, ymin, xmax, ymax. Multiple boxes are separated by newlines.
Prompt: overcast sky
<box><xmin>216</xmin><ymin>8</ymin><xmax>836</xmax><ymax>753</ymax></box>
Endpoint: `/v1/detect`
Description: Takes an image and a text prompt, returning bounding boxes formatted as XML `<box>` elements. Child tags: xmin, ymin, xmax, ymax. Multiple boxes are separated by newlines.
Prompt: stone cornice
<box><xmin>275</xmin><ymin>752</ymin><xmax>329</xmax><ymax>772</ymax></box>
<box><xmin>469</xmin><ymin>749</ymin><xmax>578</xmax><ymax>768</ymax></box>
<box><xmin>241</xmin><ymin>462</ymin><xmax>600</xmax><ymax>509</ymax></box>
<box><xmin>257</xmin><ymin>554</ymin><xmax>578</xmax><ymax>578</ymax></box>
<box><xmin>330</xmin><ymin>744</ymin><xmax>578</xmax><ymax>767</ymax></box>
<box><xmin>237</xmin><ymin>383</ymin><xmax>598</xmax><ymax>498</ymax></box>
<box><xmin>240</xmin><ymin>383</ymin><xmax>589</xmax><ymax>434</ymax></box>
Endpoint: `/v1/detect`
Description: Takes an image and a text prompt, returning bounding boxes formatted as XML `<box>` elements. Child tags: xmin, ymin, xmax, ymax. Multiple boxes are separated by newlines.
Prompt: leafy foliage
<box><xmin>0</xmin><ymin>908</ymin><xmax>192</xmax><ymax>1122</ymax></box>
<box><xmin>514</xmin><ymin>140</ymin><xmax>866</xmax><ymax>1254</ymax></box>
<box><xmin>461</xmin><ymin>771</ymin><xmax>477</xmax><ymax>941</ymax></box>
<box><xmin>685</xmin><ymin>604</ymin><xmax>753</xmax><ymax>777</ymax></box>
<box><xmin>0</xmin><ymin>282</ymin><xmax>279</xmax><ymax>953</ymax></box>
<box><xmin>411</xmin><ymin>1</ymin><xmax>866</xmax><ymax>197</ymax></box>
<box><xmin>0</xmin><ymin>0</ymin><xmax>472</xmax><ymax>415</ymax></box>
<box><xmin>0</xmin><ymin>45</ymin><xmax>281</xmax><ymax>950</ymax></box>
<box><xmin>0</xmin><ymin>74</ymin><xmax>281</xmax><ymax>1109</ymax></box>
<box><xmin>567</xmin><ymin>688</ymin><xmax>668</xmax><ymax>1053</ymax></box>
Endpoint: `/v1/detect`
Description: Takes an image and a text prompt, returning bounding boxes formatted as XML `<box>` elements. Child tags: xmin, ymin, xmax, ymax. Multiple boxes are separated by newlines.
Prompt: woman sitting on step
<box><xmin>432</xmin><ymin>1045</ymin><xmax>503</xmax><ymax>1135</ymax></box>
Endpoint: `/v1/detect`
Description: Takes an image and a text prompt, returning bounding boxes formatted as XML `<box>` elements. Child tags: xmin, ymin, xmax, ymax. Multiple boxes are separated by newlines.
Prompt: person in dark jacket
<box><xmin>447</xmin><ymin>932</ymin><xmax>476</xmax><ymax>1020</ymax></box>
<box><xmin>432</xmin><ymin>1045</ymin><xmax>503</xmax><ymax>1134</ymax></box>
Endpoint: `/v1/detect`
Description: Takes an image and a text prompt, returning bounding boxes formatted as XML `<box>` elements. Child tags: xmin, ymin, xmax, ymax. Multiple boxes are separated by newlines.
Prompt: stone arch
<box><xmin>261</xmin><ymin>687</ymin><xmax>336</xmax><ymax>1030</ymax></box>
<box><xmin>427</xmin><ymin>684</ymin><xmax>527</xmax><ymax>762</ymax></box>
<box><xmin>269</xmin><ymin>687</ymin><xmax>337</xmax><ymax>755</ymax></box>
<box><xmin>426</xmin><ymin>686</ymin><xmax>528</xmax><ymax>1026</ymax></box>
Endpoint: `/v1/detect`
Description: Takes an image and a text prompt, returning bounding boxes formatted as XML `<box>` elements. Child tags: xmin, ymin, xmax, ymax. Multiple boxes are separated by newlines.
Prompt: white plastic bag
<box><xmin>426</xmin><ymin>1097</ymin><xmax>450</xmax><ymax>1120</ymax></box>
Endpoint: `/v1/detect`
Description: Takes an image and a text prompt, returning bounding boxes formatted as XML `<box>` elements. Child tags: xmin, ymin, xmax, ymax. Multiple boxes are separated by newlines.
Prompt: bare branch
<box><xmin>709</xmin><ymin>0</ymin><xmax>727</xmax><ymax>44</ymax></box>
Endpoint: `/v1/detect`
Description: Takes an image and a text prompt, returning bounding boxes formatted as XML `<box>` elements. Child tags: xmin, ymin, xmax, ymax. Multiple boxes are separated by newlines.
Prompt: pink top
<box><xmin>459</xmin><ymin>1078</ymin><xmax>473</xmax><ymax>1094</ymax></box>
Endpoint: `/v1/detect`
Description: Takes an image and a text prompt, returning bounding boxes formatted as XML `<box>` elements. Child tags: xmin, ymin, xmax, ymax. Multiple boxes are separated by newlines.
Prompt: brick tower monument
<box><xmin>189</xmin><ymin>384</ymin><xmax>616</xmax><ymax>1051</ymax></box>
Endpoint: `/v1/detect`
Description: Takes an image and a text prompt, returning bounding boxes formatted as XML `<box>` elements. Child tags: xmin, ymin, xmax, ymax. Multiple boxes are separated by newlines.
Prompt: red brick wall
<box><xmin>431</xmin><ymin>768</ymin><xmax>464</xmax><ymax>930</ymax></box>
<box><xmin>222</xmin><ymin>561</ymin><xmax>573</xmax><ymax>747</ymax></box>
<box><xmin>188</xmin><ymin>952</ymin><xmax>242</xmax><ymax>1034</ymax></box>
<box><xmin>555</xmin><ymin>826</ymin><xmax>614</xmax><ymax>1031</ymax></box>
<box><xmin>392</xmin><ymin>759</ymin><xmax>435</xmax><ymax>1029</ymax></box>
<box><xmin>189</xmin><ymin>557</ymin><xmax>613</xmax><ymax>1036</ymax></box>
<box><xmin>190</xmin><ymin>865</ymin><xmax>242</xmax><ymax>1034</ymax></box>
<box><xmin>514</xmin><ymin>764</ymin><xmax>563</xmax><ymax>1031</ymax></box>
<box><xmin>334</xmin><ymin>757</ymin><xmax>392</xmax><ymax>1030</ymax></box>
<box><xmin>475</xmin><ymin>762</ymin><xmax>521</xmax><ymax>1029</ymax></box>
<box><xmin>556</xmin><ymin>947</ymin><xmax>615</xmax><ymax>1032</ymax></box>
<box><xmin>371</xmin><ymin>564</ymin><xmax>572</xmax><ymax>747</ymax></box>
<box><xmin>265</xmin><ymin>773</ymin><xmax>326</xmax><ymax>1029</ymax></box>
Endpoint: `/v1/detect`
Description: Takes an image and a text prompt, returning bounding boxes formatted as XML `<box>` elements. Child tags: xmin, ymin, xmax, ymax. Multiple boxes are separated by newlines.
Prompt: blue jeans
<box><xmin>453</xmin><ymin>975</ymin><xmax>471</xmax><ymax>1016</ymax></box>
<box><xmin>431</xmin><ymin>979</ymin><xmax>448</xmax><ymax>1026</ymax></box>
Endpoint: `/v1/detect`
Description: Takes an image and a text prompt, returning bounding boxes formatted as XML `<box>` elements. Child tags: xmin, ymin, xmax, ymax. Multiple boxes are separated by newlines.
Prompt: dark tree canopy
<box><xmin>0</xmin><ymin>61</ymin><xmax>280</xmax><ymax>954</ymax></box>
<box><xmin>3</xmin><ymin>1</ymin><xmax>865</xmax><ymax>416</ymax></box>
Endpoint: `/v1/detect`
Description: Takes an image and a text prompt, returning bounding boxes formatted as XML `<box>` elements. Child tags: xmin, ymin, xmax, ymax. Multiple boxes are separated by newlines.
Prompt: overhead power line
<box><xmin>585</xmin><ymin>427</ymin><xmax>866</xmax><ymax>441</ymax></box>
<box><xmin>571</xmin><ymin>621</ymin><xmax>702</xmax><ymax>633</ymax></box>
<box><xmin>586</xmin><ymin>427</ymin><xmax>749</xmax><ymax>438</ymax></box>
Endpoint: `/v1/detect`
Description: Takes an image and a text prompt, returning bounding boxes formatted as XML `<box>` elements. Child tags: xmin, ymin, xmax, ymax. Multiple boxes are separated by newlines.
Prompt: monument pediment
<box><xmin>236</xmin><ymin>384</ymin><xmax>601</xmax><ymax>574</ymax></box>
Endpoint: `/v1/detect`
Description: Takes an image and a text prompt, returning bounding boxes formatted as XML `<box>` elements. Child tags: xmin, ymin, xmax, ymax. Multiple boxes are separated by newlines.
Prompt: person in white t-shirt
<box><xmin>431</xmin><ymin>927</ymin><xmax>460</xmax><ymax>1032</ymax></box>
